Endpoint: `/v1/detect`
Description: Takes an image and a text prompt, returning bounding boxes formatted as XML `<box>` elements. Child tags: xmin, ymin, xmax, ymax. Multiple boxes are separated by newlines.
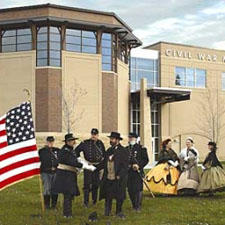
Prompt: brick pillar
<box><xmin>140</xmin><ymin>78</ymin><xmax>153</xmax><ymax>163</ymax></box>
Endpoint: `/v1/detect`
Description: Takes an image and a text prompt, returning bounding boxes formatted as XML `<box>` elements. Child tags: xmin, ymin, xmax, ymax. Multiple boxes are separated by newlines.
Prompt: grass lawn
<box><xmin>1</xmin><ymin>172</ymin><xmax>225</xmax><ymax>225</ymax></box>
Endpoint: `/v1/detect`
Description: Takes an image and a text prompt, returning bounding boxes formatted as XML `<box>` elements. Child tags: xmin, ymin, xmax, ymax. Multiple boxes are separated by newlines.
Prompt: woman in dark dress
<box><xmin>198</xmin><ymin>142</ymin><xmax>225</xmax><ymax>194</ymax></box>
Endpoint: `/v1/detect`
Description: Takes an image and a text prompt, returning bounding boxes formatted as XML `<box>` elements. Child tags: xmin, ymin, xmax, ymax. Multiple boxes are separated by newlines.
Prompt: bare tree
<box><xmin>59</xmin><ymin>80</ymin><xmax>88</xmax><ymax>133</ymax></box>
<box><xmin>195</xmin><ymin>89</ymin><xmax>225</xmax><ymax>143</ymax></box>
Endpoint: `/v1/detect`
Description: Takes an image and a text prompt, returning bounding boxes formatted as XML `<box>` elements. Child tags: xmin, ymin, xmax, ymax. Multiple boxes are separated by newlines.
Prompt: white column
<box><xmin>140</xmin><ymin>78</ymin><xmax>153</xmax><ymax>163</ymax></box>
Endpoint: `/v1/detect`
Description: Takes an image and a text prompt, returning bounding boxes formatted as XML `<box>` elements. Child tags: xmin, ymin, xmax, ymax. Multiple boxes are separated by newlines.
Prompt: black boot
<box><xmin>51</xmin><ymin>195</ymin><xmax>58</xmax><ymax>209</ymax></box>
<box><xmin>92</xmin><ymin>186</ymin><xmax>98</xmax><ymax>205</ymax></box>
<box><xmin>83</xmin><ymin>189</ymin><xmax>89</xmax><ymax>207</ymax></box>
<box><xmin>104</xmin><ymin>198</ymin><xmax>112</xmax><ymax>216</ymax></box>
<box><xmin>44</xmin><ymin>195</ymin><xmax>50</xmax><ymax>210</ymax></box>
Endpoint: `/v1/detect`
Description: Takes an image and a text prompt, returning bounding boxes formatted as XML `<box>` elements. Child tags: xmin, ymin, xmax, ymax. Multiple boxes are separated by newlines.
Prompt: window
<box><xmin>2</xmin><ymin>28</ymin><xmax>32</xmax><ymax>52</ymax></box>
<box><xmin>66</xmin><ymin>29</ymin><xmax>96</xmax><ymax>54</ymax></box>
<box><xmin>130</xmin><ymin>57</ymin><xmax>159</xmax><ymax>91</ymax></box>
<box><xmin>37</xmin><ymin>26</ymin><xmax>61</xmax><ymax>67</ymax></box>
<box><xmin>130</xmin><ymin>99</ymin><xmax>160</xmax><ymax>161</ymax></box>
<box><xmin>175</xmin><ymin>67</ymin><xmax>206</xmax><ymax>88</ymax></box>
<box><xmin>102</xmin><ymin>33</ymin><xmax>112</xmax><ymax>71</ymax></box>
<box><xmin>222</xmin><ymin>72</ymin><xmax>225</xmax><ymax>90</ymax></box>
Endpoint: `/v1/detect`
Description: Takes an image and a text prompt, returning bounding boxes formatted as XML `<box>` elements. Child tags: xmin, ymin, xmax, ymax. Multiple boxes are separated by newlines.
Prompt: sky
<box><xmin>1</xmin><ymin>0</ymin><xmax>225</xmax><ymax>49</ymax></box>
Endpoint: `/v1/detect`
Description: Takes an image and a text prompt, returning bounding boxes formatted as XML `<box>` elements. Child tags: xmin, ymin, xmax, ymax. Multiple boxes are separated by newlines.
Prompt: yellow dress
<box><xmin>144</xmin><ymin>149</ymin><xmax>180</xmax><ymax>195</ymax></box>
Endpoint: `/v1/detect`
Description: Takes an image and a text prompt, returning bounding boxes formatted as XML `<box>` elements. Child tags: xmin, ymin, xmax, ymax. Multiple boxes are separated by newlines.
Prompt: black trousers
<box><xmin>105</xmin><ymin>198</ymin><xmax>124</xmax><ymax>215</ymax></box>
<box><xmin>128</xmin><ymin>191</ymin><xmax>142</xmax><ymax>210</ymax></box>
<box><xmin>63</xmin><ymin>194</ymin><xmax>73</xmax><ymax>217</ymax></box>
<box><xmin>83</xmin><ymin>170</ymin><xmax>99</xmax><ymax>205</ymax></box>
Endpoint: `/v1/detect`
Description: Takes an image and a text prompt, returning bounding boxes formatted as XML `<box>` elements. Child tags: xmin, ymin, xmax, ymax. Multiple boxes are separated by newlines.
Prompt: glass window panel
<box><xmin>50</xmin><ymin>27</ymin><xmax>59</xmax><ymax>33</ymax></box>
<box><xmin>37</xmin><ymin>33</ymin><xmax>48</xmax><ymax>42</ymax></box>
<box><xmin>66</xmin><ymin>35</ymin><xmax>81</xmax><ymax>44</ymax></box>
<box><xmin>3</xmin><ymin>30</ymin><xmax>16</xmax><ymax>37</ymax></box>
<box><xmin>175</xmin><ymin>73</ymin><xmax>185</xmax><ymax>81</ymax></box>
<box><xmin>38</xmin><ymin>27</ymin><xmax>48</xmax><ymax>34</ymax></box>
<box><xmin>102</xmin><ymin>47</ymin><xmax>112</xmax><ymax>56</ymax></box>
<box><xmin>37</xmin><ymin>42</ymin><xmax>47</xmax><ymax>50</ymax></box>
<box><xmin>131</xmin><ymin>58</ymin><xmax>136</xmax><ymax>68</ymax></box>
<box><xmin>17</xmin><ymin>35</ymin><xmax>32</xmax><ymax>44</ymax></box>
<box><xmin>66</xmin><ymin>44</ymin><xmax>81</xmax><ymax>52</ymax></box>
<box><xmin>17</xmin><ymin>28</ymin><xmax>31</xmax><ymax>35</ymax></box>
<box><xmin>102</xmin><ymin>55</ymin><xmax>111</xmax><ymax>64</ymax></box>
<box><xmin>50</xmin><ymin>42</ymin><xmax>61</xmax><ymax>50</ymax></box>
<box><xmin>196</xmin><ymin>69</ymin><xmax>206</xmax><ymax>76</ymax></box>
<box><xmin>50</xmin><ymin>59</ymin><xmax>60</xmax><ymax>67</ymax></box>
<box><xmin>186</xmin><ymin>81</ymin><xmax>195</xmax><ymax>87</ymax></box>
<box><xmin>50</xmin><ymin>33</ymin><xmax>60</xmax><ymax>42</ymax></box>
<box><xmin>82</xmin><ymin>46</ymin><xmax>96</xmax><ymax>54</ymax></box>
<box><xmin>2</xmin><ymin>45</ymin><xmax>16</xmax><ymax>52</ymax></box>
<box><xmin>82</xmin><ymin>31</ymin><xmax>95</xmax><ymax>38</ymax></box>
<box><xmin>2</xmin><ymin>36</ymin><xmax>16</xmax><ymax>45</ymax></box>
<box><xmin>50</xmin><ymin>50</ymin><xmax>61</xmax><ymax>59</ymax></box>
<box><xmin>66</xmin><ymin>29</ymin><xmax>81</xmax><ymax>36</ymax></box>
<box><xmin>102</xmin><ymin>40</ymin><xmax>111</xmax><ymax>48</ymax></box>
<box><xmin>102</xmin><ymin>33</ymin><xmax>111</xmax><ymax>40</ymax></box>
<box><xmin>82</xmin><ymin>37</ymin><xmax>96</xmax><ymax>46</ymax></box>
<box><xmin>102</xmin><ymin>63</ymin><xmax>111</xmax><ymax>71</ymax></box>
<box><xmin>37</xmin><ymin>50</ymin><xmax>48</xmax><ymax>59</ymax></box>
<box><xmin>37</xmin><ymin>59</ymin><xmax>48</xmax><ymax>66</ymax></box>
<box><xmin>17</xmin><ymin>43</ymin><xmax>32</xmax><ymax>51</ymax></box>
<box><xmin>176</xmin><ymin>79</ymin><xmax>185</xmax><ymax>86</ymax></box>
<box><xmin>175</xmin><ymin>67</ymin><xmax>185</xmax><ymax>74</ymax></box>
<box><xmin>137</xmin><ymin>58</ymin><xmax>154</xmax><ymax>70</ymax></box>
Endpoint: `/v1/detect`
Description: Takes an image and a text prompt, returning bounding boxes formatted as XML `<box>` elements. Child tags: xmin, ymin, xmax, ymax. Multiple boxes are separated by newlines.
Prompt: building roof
<box><xmin>0</xmin><ymin>3</ymin><xmax>142</xmax><ymax>47</ymax></box>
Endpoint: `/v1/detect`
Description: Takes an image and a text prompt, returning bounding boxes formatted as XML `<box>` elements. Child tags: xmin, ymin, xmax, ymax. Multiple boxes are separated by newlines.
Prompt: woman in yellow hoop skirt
<box><xmin>144</xmin><ymin>139</ymin><xmax>180</xmax><ymax>195</ymax></box>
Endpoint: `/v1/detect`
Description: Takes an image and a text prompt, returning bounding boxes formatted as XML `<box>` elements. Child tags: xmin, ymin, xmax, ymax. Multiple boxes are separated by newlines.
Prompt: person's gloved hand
<box><xmin>184</xmin><ymin>156</ymin><xmax>189</xmax><ymax>161</ymax></box>
<box><xmin>201</xmin><ymin>165</ymin><xmax>206</xmax><ymax>170</ymax></box>
<box><xmin>83</xmin><ymin>164</ymin><xmax>96</xmax><ymax>172</ymax></box>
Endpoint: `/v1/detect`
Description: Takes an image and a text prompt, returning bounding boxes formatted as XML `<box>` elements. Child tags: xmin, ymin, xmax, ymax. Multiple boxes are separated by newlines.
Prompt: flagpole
<box><xmin>23</xmin><ymin>89</ymin><xmax>45</xmax><ymax>212</ymax></box>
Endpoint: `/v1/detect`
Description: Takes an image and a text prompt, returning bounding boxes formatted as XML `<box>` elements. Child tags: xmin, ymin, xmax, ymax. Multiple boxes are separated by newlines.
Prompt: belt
<box><xmin>57</xmin><ymin>163</ymin><xmax>78</xmax><ymax>173</ymax></box>
<box><xmin>86</xmin><ymin>161</ymin><xmax>101</xmax><ymax>166</ymax></box>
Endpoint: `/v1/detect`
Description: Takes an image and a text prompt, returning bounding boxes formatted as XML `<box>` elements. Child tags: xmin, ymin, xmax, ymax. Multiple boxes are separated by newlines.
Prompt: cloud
<box><xmin>0</xmin><ymin>0</ymin><xmax>224</xmax><ymax>50</ymax></box>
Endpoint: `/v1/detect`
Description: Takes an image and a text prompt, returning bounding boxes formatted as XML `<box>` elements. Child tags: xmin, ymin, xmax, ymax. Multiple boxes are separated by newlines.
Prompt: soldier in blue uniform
<box><xmin>53</xmin><ymin>133</ymin><xmax>96</xmax><ymax>218</ymax></box>
<box><xmin>126</xmin><ymin>132</ymin><xmax>149</xmax><ymax>212</ymax></box>
<box><xmin>75</xmin><ymin>128</ymin><xmax>105</xmax><ymax>207</ymax></box>
<box><xmin>39</xmin><ymin>136</ymin><xmax>59</xmax><ymax>209</ymax></box>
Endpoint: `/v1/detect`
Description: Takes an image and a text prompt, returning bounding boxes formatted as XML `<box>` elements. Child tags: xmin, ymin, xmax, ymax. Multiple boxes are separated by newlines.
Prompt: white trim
<box><xmin>131</xmin><ymin>49</ymin><xmax>159</xmax><ymax>60</ymax></box>
<box><xmin>0</xmin><ymin>151</ymin><xmax>39</xmax><ymax>169</ymax></box>
<box><xmin>0</xmin><ymin>139</ymin><xmax>37</xmax><ymax>156</ymax></box>
<box><xmin>0</xmin><ymin>162</ymin><xmax>40</xmax><ymax>182</ymax></box>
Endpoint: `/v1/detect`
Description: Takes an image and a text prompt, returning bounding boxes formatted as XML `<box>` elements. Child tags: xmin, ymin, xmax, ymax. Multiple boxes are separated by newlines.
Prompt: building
<box><xmin>0</xmin><ymin>3</ymin><xmax>141</xmax><ymax>148</ymax></box>
<box><xmin>131</xmin><ymin>42</ymin><xmax>225</xmax><ymax>162</ymax></box>
<box><xmin>1</xmin><ymin>4</ymin><xmax>225</xmax><ymax>162</ymax></box>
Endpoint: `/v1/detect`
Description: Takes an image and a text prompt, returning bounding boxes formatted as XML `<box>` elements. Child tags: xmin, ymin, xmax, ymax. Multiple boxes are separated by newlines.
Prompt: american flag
<box><xmin>0</xmin><ymin>102</ymin><xmax>40</xmax><ymax>190</ymax></box>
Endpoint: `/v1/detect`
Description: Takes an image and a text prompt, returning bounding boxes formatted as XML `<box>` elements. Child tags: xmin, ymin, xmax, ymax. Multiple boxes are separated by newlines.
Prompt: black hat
<box><xmin>208</xmin><ymin>141</ymin><xmax>217</xmax><ymax>148</ymax></box>
<box><xmin>128</xmin><ymin>132</ymin><xmax>138</xmax><ymax>138</ymax></box>
<box><xmin>107</xmin><ymin>131</ymin><xmax>123</xmax><ymax>140</ymax></box>
<box><xmin>91</xmin><ymin>128</ymin><xmax>99</xmax><ymax>135</ymax></box>
<box><xmin>46</xmin><ymin>136</ymin><xmax>55</xmax><ymax>142</ymax></box>
<box><xmin>88</xmin><ymin>211</ymin><xmax>98</xmax><ymax>222</ymax></box>
<box><xmin>63</xmin><ymin>133</ymin><xmax>78</xmax><ymax>142</ymax></box>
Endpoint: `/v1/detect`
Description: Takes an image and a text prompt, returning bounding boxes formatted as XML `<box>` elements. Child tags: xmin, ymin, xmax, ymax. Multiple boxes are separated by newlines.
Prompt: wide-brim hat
<box><xmin>63</xmin><ymin>133</ymin><xmax>79</xmax><ymax>142</ymax></box>
<box><xmin>108</xmin><ymin>131</ymin><xmax>123</xmax><ymax>140</ymax></box>
<box><xmin>46</xmin><ymin>136</ymin><xmax>55</xmax><ymax>142</ymax></box>
<box><xmin>128</xmin><ymin>132</ymin><xmax>138</xmax><ymax>138</ymax></box>
<box><xmin>208</xmin><ymin>141</ymin><xmax>217</xmax><ymax>148</ymax></box>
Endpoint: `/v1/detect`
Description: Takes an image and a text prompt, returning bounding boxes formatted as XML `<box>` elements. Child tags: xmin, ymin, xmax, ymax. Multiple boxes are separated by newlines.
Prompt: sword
<box><xmin>127</xmin><ymin>145</ymin><xmax>155</xmax><ymax>198</ymax></box>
